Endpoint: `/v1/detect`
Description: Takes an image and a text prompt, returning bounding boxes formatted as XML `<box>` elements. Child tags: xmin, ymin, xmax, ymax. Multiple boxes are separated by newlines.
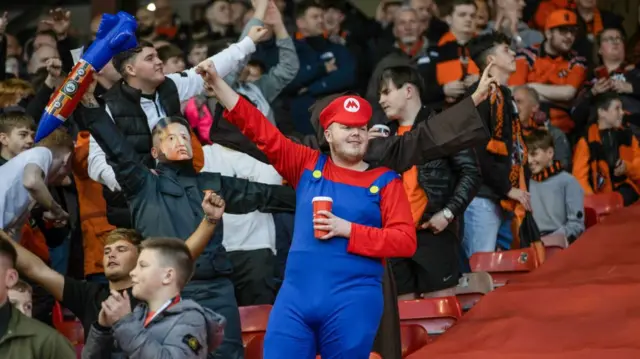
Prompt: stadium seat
<box><xmin>469</xmin><ymin>247</ymin><xmax>540</xmax><ymax>287</ymax></box>
<box><xmin>244</xmin><ymin>333</ymin><xmax>265</xmax><ymax>359</ymax></box>
<box><xmin>239</xmin><ymin>305</ymin><xmax>272</xmax><ymax>346</ymax></box>
<box><xmin>541</xmin><ymin>233</ymin><xmax>568</xmax><ymax>260</ymax></box>
<box><xmin>584</xmin><ymin>206</ymin><xmax>598</xmax><ymax>229</ymax></box>
<box><xmin>75</xmin><ymin>344</ymin><xmax>83</xmax><ymax>359</ymax></box>
<box><xmin>401</xmin><ymin>324</ymin><xmax>429</xmax><ymax>357</ymax></box>
<box><xmin>583</xmin><ymin>192</ymin><xmax>623</xmax><ymax>221</ymax></box>
<box><xmin>52</xmin><ymin>302</ymin><xmax>84</xmax><ymax>345</ymax></box>
<box><xmin>315</xmin><ymin>354</ymin><xmax>382</xmax><ymax>359</ymax></box>
<box><xmin>398</xmin><ymin>296</ymin><xmax>463</xmax><ymax>337</ymax></box>
<box><xmin>454</xmin><ymin>272</ymin><xmax>494</xmax><ymax>311</ymax></box>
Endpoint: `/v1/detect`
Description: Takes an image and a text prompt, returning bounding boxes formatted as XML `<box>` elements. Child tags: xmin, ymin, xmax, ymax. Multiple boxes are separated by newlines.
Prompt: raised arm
<box><xmin>184</xmin><ymin>192</ymin><xmax>225</xmax><ymax>259</ymax></box>
<box><xmin>79</xmin><ymin>93</ymin><xmax>150</xmax><ymax>195</ymax></box>
<box><xmin>219</xmin><ymin>175</ymin><xmax>296</xmax><ymax>214</ymax></box>
<box><xmin>224</xmin><ymin>0</ymin><xmax>269</xmax><ymax>87</ymax></box>
<box><xmin>366</xmin><ymin>92</ymin><xmax>489</xmax><ymax>173</ymax></box>
<box><xmin>168</xmin><ymin>25</ymin><xmax>267</xmax><ymax>101</ymax></box>
<box><xmin>21</xmin><ymin>147</ymin><xmax>68</xmax><ymax>220</ymax></box>
<box><xmin>347</xmin><ymin>178</ymin><xmax>417</xmax><ymax>258</ymax></box>
<box><xmin>87</xmin><ymin>105</ymin><xmax>122</xmax><ymax>192</ymax></box>
<box><xmin>253</xmin><ymin>3</ymin><xmax>300</xmax><ymax>103</ymax></box>
<box><xmin>200</xmin><ymin>63</ymin><xmax>317</xmax><ymax>187</ymax></box>
<box><xmin>2</xmin><ymin>230</ymin><xmax>65</xmax><ymax>301</ymax></box>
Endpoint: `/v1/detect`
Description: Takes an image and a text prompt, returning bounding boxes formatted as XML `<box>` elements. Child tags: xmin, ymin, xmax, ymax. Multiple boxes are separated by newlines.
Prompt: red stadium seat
<box><xmin>239</xmin><ymin>305</ymin><xmax>272</xmax><ymax>346</ymax></box>
<box><xmin>541</xmin><ymin>233</ymin><xmax>568</xmax><ymax>260</ymax></box>
<box><xmin>583</xmin><ymin>192</ymin><xmax>623</xmax><ymax>220</ymax></box>
<box><xmin>401</xmin><ymin>324</ymin><xmax>429</xmax><ymax>357</ymax></box>
<box><xmin>75</xmin><ymin>344</ymin><xmax>83</xmax><ymax>359</ymax></box>
<box><xmin>53</xmin><ymin>302</ymin><xmax>84</xmax><ymax>345</ymax></box>
<box><xmin>469</xmin><ymin>247</ymin><xmax>540</xmax><ymax>287</ymax></box>
<box><xmin>398</xmin><ymin>297</ymin><xmax>463</xmax><ymax>337</ymax></box>
<box><xmin>244</xmin><ymin>333</ymin><xmax>265</xmax><ymax>359</ymax></box>
<box><xmin>584</xmin><ymin>206</ymin><xmax>598</xmax><ymax>229</ymax></box>
<box><xmin>316</xmin><ymin>354</ymin><xmax>382</xmax><ymax>359</ymax></box>
<box><xmin>454</xmin><ymin>272</ymin><xmax>494</xmax><ymax>311</ymax></box>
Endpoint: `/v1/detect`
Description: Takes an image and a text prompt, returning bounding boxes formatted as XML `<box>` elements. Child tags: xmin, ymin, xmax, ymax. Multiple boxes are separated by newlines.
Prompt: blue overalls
<box><xmin>263</xmin><ymin>154</ymin><xmax>399</xmax><ymax>359</ymax></box>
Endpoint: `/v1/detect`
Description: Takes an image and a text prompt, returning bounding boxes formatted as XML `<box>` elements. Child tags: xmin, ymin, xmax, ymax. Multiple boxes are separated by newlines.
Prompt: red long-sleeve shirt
<box><xmin>224</xmin><ymin>97</ymin><xmax>416</xmax><ymax>258</ymax></box>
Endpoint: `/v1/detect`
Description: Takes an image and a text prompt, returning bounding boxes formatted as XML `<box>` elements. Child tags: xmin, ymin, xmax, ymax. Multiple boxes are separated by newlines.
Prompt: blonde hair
<box><xmin>0</xmin><ymin>79</ymin><xmax>35</xmax><ymax>108</ymax></box>
<box><xmin>10</xmin><ymin>279</ymin><xmax>33</xmax><ymax>294</ymax></box>
<box><xmin>35</xmin><ymin>128</ymin><xmax>74</xmax><ymax>151</ymax></box>
<box><xmin>104</xmin><ymin>228</ymin><xmax>144</xmax><ymax>247</ymax></box>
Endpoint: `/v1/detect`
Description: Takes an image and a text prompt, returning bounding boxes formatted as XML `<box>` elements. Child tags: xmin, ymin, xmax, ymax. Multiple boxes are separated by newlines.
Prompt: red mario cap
<box><xmin>319</xmin><ymin>95</ymin><xmax>372</xmax><ymax>130</ymax></box>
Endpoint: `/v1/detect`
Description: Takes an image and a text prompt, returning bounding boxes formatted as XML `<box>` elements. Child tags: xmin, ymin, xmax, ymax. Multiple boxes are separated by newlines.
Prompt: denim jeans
<box><xmin>48</xmin><ymin>234</ymin><xmax>70</xmax><ymax>275</ymax></box>
<box><xmin>462</xmin><ymin>197</ymin><xmax>514</xmax><ymax>258</ymax></box>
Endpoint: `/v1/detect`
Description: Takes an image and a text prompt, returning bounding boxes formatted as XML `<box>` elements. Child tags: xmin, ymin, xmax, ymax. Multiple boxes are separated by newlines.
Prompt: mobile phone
<box><xmin>371</xmin><ymin>124</ymin><xmax>390</xmax><ymax>137</ymax></box>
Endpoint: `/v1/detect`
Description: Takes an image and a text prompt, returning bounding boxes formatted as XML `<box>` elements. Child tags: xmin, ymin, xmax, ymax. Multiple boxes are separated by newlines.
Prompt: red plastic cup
<box><xmin>312</xmin><ymin>196</ymin><xmax>333</xmax><ymax>238</ymax></box>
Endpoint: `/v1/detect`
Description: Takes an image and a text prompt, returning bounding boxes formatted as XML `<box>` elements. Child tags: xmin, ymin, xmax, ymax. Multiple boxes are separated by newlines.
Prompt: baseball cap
<box><xmin>319</xmin><ymin>95</ymin><xmax>372</xmax><ymax>130</ymax></box>
<box><xmin>545</xmin><ymin>9</ymin><xmax>577</xmax><ymax>31</ymax></box>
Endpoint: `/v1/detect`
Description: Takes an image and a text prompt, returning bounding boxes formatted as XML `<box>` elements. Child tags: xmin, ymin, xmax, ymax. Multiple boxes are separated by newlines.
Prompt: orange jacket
<box><xmin>19</xmin><ymin>220</ymin><xmax>49</xmax><ymax>263</ymax></box>
<box><xmin>572</xmin><ymin>124</ymin><xmax>640</xmax><ymax>195</ymax></box>
<box><xmin>73</xmin><ymin>131</ymin><xmax>116</xmax><ymax>276</ymax></box>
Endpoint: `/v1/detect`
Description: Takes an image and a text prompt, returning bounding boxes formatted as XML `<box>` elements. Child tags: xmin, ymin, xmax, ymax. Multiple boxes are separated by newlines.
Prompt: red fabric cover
<box><xmin>408</xmin><ymin>204</ymin><xmax>640</xmax><ymax>359</ymax></box>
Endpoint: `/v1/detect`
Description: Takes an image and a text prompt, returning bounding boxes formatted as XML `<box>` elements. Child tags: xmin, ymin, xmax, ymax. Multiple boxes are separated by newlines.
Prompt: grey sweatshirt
<box><xmin>224</xmin><ymin>18</ymin><xmax>300</xmax><ymax>124</ymax></box>
<box><xmin>530</xmin><ymin>171</ymin><xmax>585</xmax><ymax>241</ymax></box>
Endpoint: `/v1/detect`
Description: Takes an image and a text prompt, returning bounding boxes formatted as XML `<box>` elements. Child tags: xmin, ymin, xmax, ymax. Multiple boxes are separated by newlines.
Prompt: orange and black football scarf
<box><xmin>487</xmin><ymin>87</ymin><xmax>530</xmax><ymax>248</ymax></box>
<box><xmin>532</xmin><ymin>160</ymin><xmax>563</xmax><ymax>182</ymax></box>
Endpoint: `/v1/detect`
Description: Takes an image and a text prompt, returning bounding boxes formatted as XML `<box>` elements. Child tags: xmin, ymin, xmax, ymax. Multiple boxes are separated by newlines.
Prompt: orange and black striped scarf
<box><xmin>487</xmin><ymin>87</ymin><xmax>530</xmax><ymax>248</ymax></box>
<box><xmin>586</xmin><ymin>123</ymin><xmax>634</xmax><ymax>193</ymax></box>
<box><xmin>397</xmin><ymin>37</ymin><xmax>426</xmax><ymax>58</ymax></box>
<box><xmin>532</xmin><ymin>160</ymin><xmax>564</xmax><ymax>182</ymax></box>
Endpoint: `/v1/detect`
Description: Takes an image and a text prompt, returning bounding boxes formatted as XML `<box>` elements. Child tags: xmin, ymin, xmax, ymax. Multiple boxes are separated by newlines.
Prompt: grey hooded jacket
<box><xmin>81</xmin><ymin>299</ymin><xmax>225</xmax><ymax>359</ymax></box>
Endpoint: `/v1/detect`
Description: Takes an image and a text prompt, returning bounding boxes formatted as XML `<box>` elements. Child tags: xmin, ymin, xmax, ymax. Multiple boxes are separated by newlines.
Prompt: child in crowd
<box><xmin>0</xmin><ymin>111</ymin><xmax>35</xmax><ymax>166</ymax></box>
<box><xmin>157</xmin><ymin>44</ymin><xmax>187</xmax><ymax>74</ymax></box>
<box><xmin>8</xmin><ymin>279</ymin><xmax>33</xmax><ymax>317</ymax></box>
<box><xmin>83</xmin><ymin>238</ymin><xmax>226</xmax><ymax>359</ymax></box>
<box><xmin>526</xmin><ymin>129</ymin><xmax>585</xmax><ymax>245</ymax></box>
<box><xmin>0</xmin><ymin>128</ymin><xmax>74</xmax><ymax>238</ymax></box>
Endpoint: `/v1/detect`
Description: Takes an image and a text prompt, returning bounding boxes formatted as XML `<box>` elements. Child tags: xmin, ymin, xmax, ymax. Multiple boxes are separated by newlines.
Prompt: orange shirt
<box><xmin>509</xmin><ymin>44</ymin><xmax>586</xmax><ymax>133</ymax></box>
<box><xmin>397</xmin><ymin>126</ymin><xmax>428</xmax><ymax>225</ymax></box>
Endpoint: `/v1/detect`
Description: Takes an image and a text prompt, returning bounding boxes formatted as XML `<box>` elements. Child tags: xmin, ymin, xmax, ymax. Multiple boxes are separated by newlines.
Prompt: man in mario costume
<box><xmin>197</xmin><ymin>62</ymin><xmax>417</xmax><ymax>359</ymax></box>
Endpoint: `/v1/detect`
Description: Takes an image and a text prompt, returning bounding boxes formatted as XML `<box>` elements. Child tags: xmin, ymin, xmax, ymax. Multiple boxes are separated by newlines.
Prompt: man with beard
<box><xmin>200</xmin><ymin>61</ymin><xmax>417</xmax><ymax>359</ymax></box>
<box><xmin>509</xmin><ymin>9</ymin><xmax>586</xmax><ymax>136</ymax></box>
<box><xmin>2</xmin><ymin>193</ymin><xmax>223</xmax><ymax>337</ymax></box>
<box><xmin>135</xmin><ymin>7</ymin><xmax>158</xmax><ymax>43</ymax></box>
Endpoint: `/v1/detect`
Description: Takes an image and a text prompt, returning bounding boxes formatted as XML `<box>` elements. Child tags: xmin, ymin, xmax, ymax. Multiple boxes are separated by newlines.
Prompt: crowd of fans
<box><xmin>1</xmin><ymin>0</ymin><xmax>640</xmax><ymax>357</ymax></box>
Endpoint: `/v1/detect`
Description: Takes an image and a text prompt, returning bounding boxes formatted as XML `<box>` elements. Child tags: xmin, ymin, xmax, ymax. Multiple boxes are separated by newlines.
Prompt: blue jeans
<box><xmin>462</xmin><ymin>197</ymin><xmax>514</xmax><ymax>258</ymax></box>
<box><xmin>48</xmin><ymin>234</ymin><xmax>70</xmax><ymax>275</ymax></box>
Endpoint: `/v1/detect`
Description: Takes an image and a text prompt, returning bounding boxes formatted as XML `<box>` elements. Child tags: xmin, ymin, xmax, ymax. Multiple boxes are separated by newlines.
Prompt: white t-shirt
<box><xmin>202</xmin><ymin>144</ymin><xmax>282</xmax><ymax>253</ymax></box>
<box><xmin>0</xmin><ymin>147</ymin><xmax>53</xmax><ymax>233</ymax></box>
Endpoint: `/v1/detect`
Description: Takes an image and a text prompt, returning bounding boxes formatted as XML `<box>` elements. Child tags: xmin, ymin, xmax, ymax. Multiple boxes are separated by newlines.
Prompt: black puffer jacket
<box><xmin>386</xmin><ymin>106</ymin><xmax>482</xmax><ymax>222</ymax></box>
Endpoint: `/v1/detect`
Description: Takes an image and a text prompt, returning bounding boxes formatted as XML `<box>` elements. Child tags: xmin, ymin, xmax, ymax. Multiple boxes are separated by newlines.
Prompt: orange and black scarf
<box><xmin>487</xmin><ymin>87</ymin><xmax>530</xmax><ymax>248</ymax></box>
<box><xmin>586</xmin><ymin>123</ymin><xmax>634</xmax><ymax>193</ymax></box>
<box><xmin>521</xmin><ymin>114</ymin><xmax>544</xmax><ymax>137</ymax></box>
<box><xmin>532</xmin><ymin>160</ymin><xmax>564</xmax><ymax>182</ymax></box>
<box><xmin>397</xmin><ymin>37</ymin><xmax>426</xmax><ymax>58</ymax></box>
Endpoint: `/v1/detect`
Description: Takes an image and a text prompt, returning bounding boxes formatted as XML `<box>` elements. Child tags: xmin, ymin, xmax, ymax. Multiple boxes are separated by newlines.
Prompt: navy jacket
<box><xmin>286</xmin><ymin>36</ymin><xmax>356</xmax><ymax>135</ymax></box>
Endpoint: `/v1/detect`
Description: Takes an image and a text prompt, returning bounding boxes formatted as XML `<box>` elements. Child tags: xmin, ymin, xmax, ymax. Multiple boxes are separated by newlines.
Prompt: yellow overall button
<box><xmin>313</xmin><ymin>170</ymin><xmax>322</xmax><ymax>178</ymax></box>
<box><xmin>370</xmin><ymin>185</ymin><xmax>379</xmax><ymax>194</ymax></box>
